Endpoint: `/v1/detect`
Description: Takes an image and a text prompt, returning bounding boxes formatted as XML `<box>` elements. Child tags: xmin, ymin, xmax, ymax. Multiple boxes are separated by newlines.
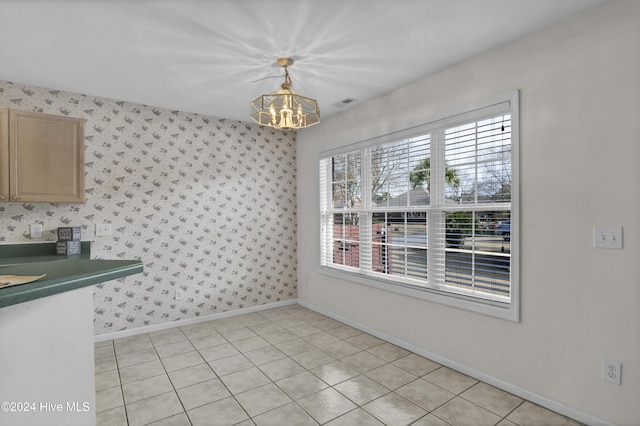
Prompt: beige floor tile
<box><xmin>95</xmin><ymin>344</ymin><xmax>115</xmax><ymax>359</ymax></box>
<box><xmin>114</xmin><ymin>336</ymin><xmax>154</xmax><ymax>356</ymax></box>
<box><xmin>247</xmin><ymin>320</ymin><xmax>283</xmax><ymax>335</ymax></box>
<box><xmin>289</xmin><ymin>323</ymin><xmax>323</xmax><ymax>337</ymax></box>
<box><xmin>272</xmin><ymin>316</ymin><xmax>306</xmax><ymax>329</ymax></box>
<box><xmin>181</xmin><ymin>323</ymin><xmax>219</xmax><ymax>340</ymax></box>
<box><xmin>310</xmin><ymin>317</ymin><xmax>344</xmax><ymax>331</ymax></box>
<box><xmin>188</xmin><ymin>332</ymin><xmax>227</xmax><ymax>350</ymax></box>
<box><xmin>235</xmin><ymin>382</ymin><xmax>292</xmax><ymax>417</ymax></box>
<box><xmin>363</xmin><ymin>392</ymin><xmax>427</xmax><ymax>426</ymax></box>
<box><xmin>219</xmin><ymin>366</ymin><xmax>271</xmax><ymax>394</ymax></box>
<box><xmin>258</xmin><ymin>356</ymin><xmax>306</xmax><ymax>381</ymax></box>
<box><xmin>176</xmin><ymin>378</ymin><xmax>230</xmax><ymax>410</ymax></box>
<box><xmin>147</xmin><ymin>412</ymin><xmax>192</xmax><ymax>426</ymax></box>
<box><xmin>119</xmin><ymin>359</ymin><xmax>165</xmax><ymax>384</ymax></box>
<box><xmin>125</xmin><ymin>391</ymin><xmax>183</xmax><ymax>426</ymax></box>
<box><xmin>122</xmin><ymin>374</ymin><xmax>174</xmax><ymax>404</ymax></box>
<box><xmin>232</xmin><ymin>335</ymin><xmax>271</xmax><ymax>352</ymax></box>
<box><xmin>290</xmin><ymin>348</ymin><xmax>336</xmax><ymax>369</ymax></box>
<box><xmin>219</xmin><ymin>326</ymin><xmax>258</xmax><ymax>342</ymax></box>
<box><xmin>154</xmin><ymin>340</ymin><xmax>195</xmax><ymax>359</ymax></box>
<box><xmin>161</xmin><ymin>350</ymin><xmax>205</xmax><ymax>372</ymax></box>
<box><xmin>187</xmin><ymin>396</ymin><xmax>249</xmax><ymax>426</ymax></box>
<box><xmin>396</xmin><ymin>377</ymin><xmax>456</xmax><ymax>411</ymax></box>
<box><xmin>275</xmin><ymin>371</ymin><xmax>329</xmax><ymax>400</ymax></box>
<box><xmin>302</xmin><ymin>330</ymin><xmax>342</xmax><ymax>347</ymax></box>
<box><xmin>238</xmin><ymin>312</ymin><xmax>269</xmax><ymax>327</ymax></box>
<box><xmin>149</xmin><ymin>330</ymin><xmax>187</xmax><ymax>347</ymax></box>
<box><xmin>327</xmin><ymin>325</ymin><xmax>363</xmax><ymax>340</ymax></box>
<box><xmin>461</xmin><ymin>382</ymin><xmax>524</xmax><ymax>417</ymax></box>
<box><xmin>325</xmin><ymin>408</ymin><xmax>385</xmax><ymax>426</ymax></box>
<box><xmin>506</xmin><ymin>401</ymin><xmax>582</xmax><ymax>426</ymax></box>
<box><xmin>260</xmin><ymin>328</ymin><xmax>298</xmax><ymax>344</ymax></box>
<box><xmin>209</xmin><ymin>353</ymin><xmax>254</xmax><ymax>376</ymax></box>
<box><xmin>334</xmin><ymin>375</ymin><xmax>390</xmax><ymax>405</ymax></box>
<box><xmin>365</xmin><ymin>363</ymin><xmax>418</xmax><ymax>390</ymax></box>
<box><xmin>95</xmin><ymin>354</ymin><xmax>117</xmax><ymax>373</ymax></box>
<box><xmin>274</xmin><ymin>338</ymin><xmax>317</xmax><ymax>356</ymax></box>
<box><xmin>95</xmin><ymin>369</ymin><xmax>121</xmax><ymax>391</ymax></box>
<box><xmin>93</xmin><ymin>305</ymin><xmax>582</xmax><ymax>426</ymax></box>
<box><xmin>297</xmin><ymin>387</ymin><xmax>358</xmax><ymax>424</ymax></box>
<box><xmin>366</xmin><ymin>342</ymin><xmax>411</xmax><ymax>362</ymax></box>
<box><xmin>252</xmin><ymin>401</ymin><xmax>318</xmax><ymax>426</ymax></box>
<box><xmin>96</xmin><ymin>405</ymin><xmax>127</xmax><ymax>426</ymax></box>
<box><xmin>341</xmin><ymin>351</ymin><xmax>387</xmax><ymax>373</ymax></box>
<box><xmin>116</xmin><ymin>347</ymin><xmax>159</xmax><ymax>368</ymax></box>
<box><xmin>208</xmin><ymin>318</ymin><xmax>245</xmax><ymax>333</ymax></box>
<box><xmin>412</xmin><ymin>413</ymin><xmax>453</xmax><ymax>426</ymax></box>
<box><xmin>96</xmin><ymin>386</ymin><xmax>124</xmax><ymax>413</ymax></box>
<box><xmin>310</xmin><ymin>360</ymin><xmax>360</xmax><ymax>386</ymax></box>
<box><xmin>168</xmin><ymin>363</ymin><xmax>216</xmax><ymax>389</ymax></box>
<box><xmin>432</xmin><ymin>397</ymin><xmax>502</xmax><ymax>426</ymax></box>
<box><xmin>321</xmin><ymin>340</ymin><xmax>361</xmax><ymax>359</ymax></box>
<box><xmin>423</xmin><ymin>367</ymin><xmax>478</xmax><ymax>394</ymax></box>
<box><xmin>345</xmin><ymin>333</ymin><xmax>386</xmax><ymax>350</ymax></box>
<box><xmin>198</xmin><ymin>342</ymin><xmax>240</xmax><ymax>361</ymax></box>
<box><xmin>392</xmin><ymin>353</ymin><xmax>441</xmax><ymax>376</ymax></box>
<box><xmin>243</xmin><ymin>345</ymin><xmax>287</xmax><ymax>365</ymax></box>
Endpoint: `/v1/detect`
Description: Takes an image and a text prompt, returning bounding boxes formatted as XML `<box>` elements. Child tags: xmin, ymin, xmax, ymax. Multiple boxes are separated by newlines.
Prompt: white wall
<box><xmin>0</xmin><ymin>287</ymin><xmax>96</xmax><ymax>426</ymax></box>
<box><xmin>296</xmin><ymin>2</ymin><xmax>640</xmax><ymax>425</ymax></box>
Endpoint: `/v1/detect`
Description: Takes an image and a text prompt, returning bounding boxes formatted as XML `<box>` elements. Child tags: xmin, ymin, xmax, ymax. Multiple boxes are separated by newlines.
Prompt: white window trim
<box><xmin>319</xmin><ymin>90</ymin><xmax>519</xmax><ymax>321</ymax></box>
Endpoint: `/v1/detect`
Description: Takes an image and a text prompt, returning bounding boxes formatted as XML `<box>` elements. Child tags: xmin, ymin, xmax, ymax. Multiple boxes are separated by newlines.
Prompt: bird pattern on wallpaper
<box><xmin>0</xmin><ymin>81</ymin><xmax>297</xmax><ymax>334</ymax></box>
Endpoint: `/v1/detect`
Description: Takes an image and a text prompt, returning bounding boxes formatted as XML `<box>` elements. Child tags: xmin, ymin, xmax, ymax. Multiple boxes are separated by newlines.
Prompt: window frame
<box><xmin>319</xmin><ymin>91</ymin><xmax>519</xmax><ymax>321</ymax></box>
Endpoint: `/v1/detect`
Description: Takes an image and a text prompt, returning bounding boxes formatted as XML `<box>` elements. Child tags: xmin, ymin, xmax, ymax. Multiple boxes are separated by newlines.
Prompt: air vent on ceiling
<box><xmin>331</xmin><ymin>97</ymin><xmax>358</xmax><ymax>108</ymax></box>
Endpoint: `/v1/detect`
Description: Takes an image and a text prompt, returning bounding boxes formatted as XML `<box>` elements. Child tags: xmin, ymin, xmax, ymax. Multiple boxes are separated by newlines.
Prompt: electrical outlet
<box><xmin>30</xmin><ymin>223</ymin><xmax>43</xmax><ymax>239</ymax></box>
<box><xmin>95</xmin><ymin>223</ymin><xmax>112</xmax><ymax>237</ymax></box>
<box><xmin>175</xmin><ymin>288</ymin><xmax>184</xmax><ymax>301</ymax></box>
<box><xmin>603</xmin><ymin>358</ymin><xmax>622</xmax><ymax>385</ymax></box>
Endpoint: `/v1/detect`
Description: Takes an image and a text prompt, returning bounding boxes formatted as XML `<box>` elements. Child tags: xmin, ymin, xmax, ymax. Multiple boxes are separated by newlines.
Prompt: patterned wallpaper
<box><xmin>0</xmin><ymin>81</ymin><xmax>297</xmax><ymax>335</ymax></box>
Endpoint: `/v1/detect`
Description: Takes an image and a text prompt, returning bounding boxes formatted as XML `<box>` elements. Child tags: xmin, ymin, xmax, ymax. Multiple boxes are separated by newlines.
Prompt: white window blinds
<box><xmin>319</xmin><ymin>91</ymin><xmax>519</xmax><ymax>319</ymax></box>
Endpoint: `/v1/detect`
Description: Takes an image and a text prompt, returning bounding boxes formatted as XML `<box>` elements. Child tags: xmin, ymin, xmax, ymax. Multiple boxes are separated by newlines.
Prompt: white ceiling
<box><xmin>0</xmin><ymin>0</ymin><xmax>607</xmax><ymax>125</ymax></box>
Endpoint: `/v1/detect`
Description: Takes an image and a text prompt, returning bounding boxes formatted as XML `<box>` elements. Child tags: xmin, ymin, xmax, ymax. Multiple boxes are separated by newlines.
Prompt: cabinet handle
<box><xmin>11</xmin><ymin>196</ymin><xmax>18</xmax><ymax>201</ymax></box>
<box><xmin>0</xmin><ymin>196</ymin><xmax>5</xmax><ymax>201</ymax></box>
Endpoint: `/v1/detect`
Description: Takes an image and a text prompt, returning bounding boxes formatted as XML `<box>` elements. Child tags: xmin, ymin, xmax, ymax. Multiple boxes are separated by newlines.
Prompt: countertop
<box><xmin>0</xmin><ymin>241</ymin><xmax>143</xmax><ymax>308</ymax></box>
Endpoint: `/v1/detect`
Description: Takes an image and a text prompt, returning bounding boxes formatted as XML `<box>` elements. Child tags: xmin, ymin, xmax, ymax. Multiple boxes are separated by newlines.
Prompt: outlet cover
<box><xmin>30</xmin><ymin>223</ymin><xmax>43</xmax><ymax>239</ymax></box>
<box><xmin>603</xmin><ymin>358</ymin><xmax>622</xmax><ymax>385</ymax></box>
<box><xmin>96</xmin><ymin>223</ymin><xmax>112</xmax><ymax>237</ymax></box>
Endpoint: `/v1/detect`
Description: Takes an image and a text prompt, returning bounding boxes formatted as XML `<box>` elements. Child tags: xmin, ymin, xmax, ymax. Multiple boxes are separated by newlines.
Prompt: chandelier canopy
<box><xmin>250</xmin><ymin>58</ymin><xmax>320</xmax><ymax>130</ymax></box>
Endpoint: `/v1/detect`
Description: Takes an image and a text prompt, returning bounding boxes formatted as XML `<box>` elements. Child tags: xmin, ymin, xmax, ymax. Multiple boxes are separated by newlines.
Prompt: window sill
<box><xmin>318</xmin><ymin>265</ymin><xmax>519</xmax><ymax>322</ymax></box>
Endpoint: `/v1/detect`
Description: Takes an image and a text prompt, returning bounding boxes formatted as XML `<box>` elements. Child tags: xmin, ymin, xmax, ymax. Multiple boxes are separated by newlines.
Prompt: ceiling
<box><xmin>0</xmin><ymin>0</ymin><xmax>607</xmax><ymax>125</ymax></box>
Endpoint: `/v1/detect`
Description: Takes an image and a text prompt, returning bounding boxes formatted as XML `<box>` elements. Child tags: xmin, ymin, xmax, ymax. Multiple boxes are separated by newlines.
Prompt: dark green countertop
<box><xmin>0</xmin><ymin>242</ymin><xmax>143</xmax><ymax>308</ymax></box>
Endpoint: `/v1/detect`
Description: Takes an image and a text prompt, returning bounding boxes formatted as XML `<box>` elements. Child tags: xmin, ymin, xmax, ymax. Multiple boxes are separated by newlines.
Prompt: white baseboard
<box><xmin>298</xmin><ymin>300</ymin><xmax>613</xmax><ymax>426</ymax></box>
<box><xmin>94</xmin><ymin>299</ymin><xmax>298</xmax><ymax>343</ymax></box>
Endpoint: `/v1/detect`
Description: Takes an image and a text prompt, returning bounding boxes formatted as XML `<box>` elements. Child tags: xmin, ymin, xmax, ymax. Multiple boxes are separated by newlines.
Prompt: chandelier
<box><xmin>250</xmin><ymin>58</ymin><xmax>320</xmax><ymax>130</ymax></box>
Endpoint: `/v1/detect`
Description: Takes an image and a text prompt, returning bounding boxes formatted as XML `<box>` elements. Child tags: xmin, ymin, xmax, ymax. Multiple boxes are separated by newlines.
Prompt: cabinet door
<box><xmin>9</xmin><ymin>110</ymin><xmax>85</xmax><ymax>203</ymax></box>
<box><xmin>0</xmin><ymin>109</ymin><xmax>8</xmax><ymax>201</ymax></box>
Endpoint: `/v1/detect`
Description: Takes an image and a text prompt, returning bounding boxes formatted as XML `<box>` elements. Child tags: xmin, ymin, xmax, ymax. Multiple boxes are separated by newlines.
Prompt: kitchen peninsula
<box><xmin>0</xmin><ymin>242</ymin><xmax>143</xmax><ymax>426</ymax></box>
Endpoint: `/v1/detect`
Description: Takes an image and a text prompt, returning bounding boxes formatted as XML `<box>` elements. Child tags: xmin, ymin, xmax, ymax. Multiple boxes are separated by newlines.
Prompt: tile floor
<box><xmin>95</xmin><ymin>304</ymin><xmax>582</xmax><ymax>426</ymax></box>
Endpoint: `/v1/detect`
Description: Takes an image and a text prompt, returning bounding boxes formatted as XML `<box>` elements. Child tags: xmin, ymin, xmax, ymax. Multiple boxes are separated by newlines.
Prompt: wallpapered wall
<box><xmin>0</xmin><ymin>81</ymin><xmax>297</xmax><ymax>335</ymax></box>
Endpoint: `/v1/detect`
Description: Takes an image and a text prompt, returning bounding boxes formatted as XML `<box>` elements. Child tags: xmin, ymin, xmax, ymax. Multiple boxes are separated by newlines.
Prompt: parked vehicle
<box><xmin>497</xmin><ymin>220</ymin><xmax>511</xmax><ymax>241</ymax></box>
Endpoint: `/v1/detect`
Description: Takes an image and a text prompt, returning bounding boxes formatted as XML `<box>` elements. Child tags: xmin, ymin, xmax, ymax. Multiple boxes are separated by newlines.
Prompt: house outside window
<box><xmin>320</xmin><ymin>91</ymin><xmax>519</xmax><ymax>320</ymax></box>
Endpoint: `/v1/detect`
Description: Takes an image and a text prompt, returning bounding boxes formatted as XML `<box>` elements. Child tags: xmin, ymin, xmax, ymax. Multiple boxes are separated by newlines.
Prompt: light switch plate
<box><xmin>594</xmin><ymin>226</ymin><xmax>623</xmax><ymax>249</ymax></box>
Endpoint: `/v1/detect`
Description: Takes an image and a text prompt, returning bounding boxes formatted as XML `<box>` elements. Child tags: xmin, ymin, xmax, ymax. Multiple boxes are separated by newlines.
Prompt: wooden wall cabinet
<box><xmin>0</xmin><ymin>108</ymin><xmax>85</xmax><ymax>203</ymax></box>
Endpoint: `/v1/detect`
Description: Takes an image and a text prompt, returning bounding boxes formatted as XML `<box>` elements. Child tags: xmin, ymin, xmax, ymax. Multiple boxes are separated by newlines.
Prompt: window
<box><xmin>320</xmin><ymin>91</ymin><xmax>519</xmax><ymax>320</ymax></box>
